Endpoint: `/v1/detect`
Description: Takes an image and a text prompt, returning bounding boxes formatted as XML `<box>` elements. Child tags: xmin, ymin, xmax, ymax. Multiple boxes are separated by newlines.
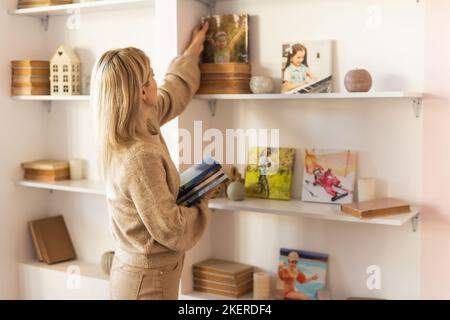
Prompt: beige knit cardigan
<box><xmin>105</xmin><ymin>52</ymin><xmax>210</xmax><ymax>258</ymax></box>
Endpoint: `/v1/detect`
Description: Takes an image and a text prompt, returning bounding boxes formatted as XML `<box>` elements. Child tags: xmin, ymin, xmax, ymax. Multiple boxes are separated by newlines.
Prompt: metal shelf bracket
<box><xmin>411</xmin><ymin>214</ymin><xmax>419</xmax><ymax>232</ymax></box>
<box><xmin>194</xmin><ymin>0</ymin><xmax>216</xmax><ymax>13</ymax></box>
<box><xmin>208</xmin><ymin>100</ymin><xmax>217</xmax><ymax>116</ymax></box>
<box><xmin>41</xmin><ymin>15</ymin><xmax>49</xmax><ymax>31</ymax></box>
<box><xmin>413</xmin><ymin>98</ymin><xmax>422</xmax><ymax>118</ymax></box>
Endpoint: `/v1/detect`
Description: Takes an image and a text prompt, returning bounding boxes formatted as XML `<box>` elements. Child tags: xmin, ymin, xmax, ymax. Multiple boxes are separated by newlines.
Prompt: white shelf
<box><xmin>209</xmin><ymin>198</ymin><xmax>420</xmax><ymax>227</ymax></box>
<box><xmin>12</xmin><ymin>95</ymin><xmax>90</xmax><ymax>101</ymax></box>
<box><xmin>17</xmin><ymin>179</ymin><xmax>106</xmax><ymax>196</ymax></box>
<box><xmin>8</xmin><ymin>0</ymin><xmax>154</xmax><ymax>17</ymax></box>
<box><xmin>19</xmin><ymin>260</ymin><xmax>110</xmax><ymax>299</ymax></box>
<box><xmin>20</xmin><ymin>260</ymin><xmax>108</xmax><ymax>281</ymax></box>
<box><xmin>195</xmin><ymin>91</ymin><xmax>423</xmax><ymax>101</ymax></box>
<box><xmin>16</xmin><ymin>180</ymin><xmax>420</xmax><ymax>227</ymax></box>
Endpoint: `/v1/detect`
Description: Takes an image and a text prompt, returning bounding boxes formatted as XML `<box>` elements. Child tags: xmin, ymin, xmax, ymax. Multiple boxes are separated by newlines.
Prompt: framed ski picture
<box><xmin>301</xmin><ymin>149</ymin><xmax>357</xmax><ymax>204</ymax></box>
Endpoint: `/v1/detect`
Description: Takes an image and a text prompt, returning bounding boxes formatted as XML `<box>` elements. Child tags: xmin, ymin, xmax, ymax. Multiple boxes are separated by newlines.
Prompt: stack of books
<box><xmin>17</xmin><ymin>0</ymin><xmax>72</xmax><ymax>9</ymax></box>
<box><xmin>29</xmin><ymin>215</ymin><xmax>76</xmax><ymax>265</ymax></box>
<box><xmin>193</xmin><ymin>259</ymin><xmax>254</xmax><ymax>298</ymax></box>
<box><xmin>21</xmin><ymin>160</ymin><xmax>70</xmax><ymax>182</ymax></box>
<box><xmin>11</xmin><ymin>60</ymin><xmax>50</xmax><ymax>96</ymax></box>
<box><xmin>197</xmin><ymin>63</ymin><xmax>252</xmax><ymax>94</ymax></box>
<box><xmin>177</xmin><ymin>157</ymin><xmax>229</xmax><ymax>207</ymax></box>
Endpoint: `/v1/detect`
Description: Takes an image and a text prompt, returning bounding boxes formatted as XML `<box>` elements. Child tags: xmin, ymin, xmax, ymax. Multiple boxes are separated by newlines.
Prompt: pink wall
<box><xmin>422</xmin><ymin>0</ymin><xmax>450</xmax><ymax>299</ymax></box>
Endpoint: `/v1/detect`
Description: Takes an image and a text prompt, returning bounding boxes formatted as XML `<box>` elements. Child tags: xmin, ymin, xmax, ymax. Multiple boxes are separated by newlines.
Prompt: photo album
<box><xmin>177</xmin><ymin>157</ymin><xmax>229</xmax><ymax>207</ymax></box>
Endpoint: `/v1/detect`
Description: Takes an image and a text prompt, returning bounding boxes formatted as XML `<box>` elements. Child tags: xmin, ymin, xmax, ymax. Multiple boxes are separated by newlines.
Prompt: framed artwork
<box><xmin>301</xmin><ymin>149</ymin><xmax>357</xmax><ymax>204</ymax></box>
<box><xmin>281</xmin><ymin>40</ymin><xmax>333</xmax><ymax>94</ymax></box>
<box><xmin>245</xmin><ymin>147</ymin><xmax>295</xmax><ymax>200</ymax></box>
<box><xmin>201</xmin><ymin>14</ymin><xmax>249</xmax><ymax>64</ymax></box>
<box><xmin>276</xmin><ymin>248</ymin><xmax>328</xmax><ymax>300</ymax></box>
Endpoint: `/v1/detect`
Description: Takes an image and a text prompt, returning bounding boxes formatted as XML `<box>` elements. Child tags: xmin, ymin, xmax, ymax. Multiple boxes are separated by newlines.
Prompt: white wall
<box><xmin>181</xmin><ymin>0</ymin><xmax>424</xmax><ymax>299</ymax></box>
<box><xmin>0</xmin><ymin>0</ymin><xmax>52</xmax><ymax>299</ymax></box>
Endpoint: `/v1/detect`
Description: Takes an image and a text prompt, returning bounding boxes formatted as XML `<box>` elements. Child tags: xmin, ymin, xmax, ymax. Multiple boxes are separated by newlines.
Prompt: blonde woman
<box><xmin>92</xmin><ymin>23</ymin><xmax>211</xmax><ymax>300</ymax></box>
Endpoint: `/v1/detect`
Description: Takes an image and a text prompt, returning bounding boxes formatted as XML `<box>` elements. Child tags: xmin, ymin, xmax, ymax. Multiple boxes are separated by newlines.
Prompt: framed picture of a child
<box><xmin>276</xmin><ymin>248</ymin><xmax>328</xmax><ymax>300</ymax></box>
<box><xmin>281</xmin><ymin>41</ymin><xmax>333</xmax><ymax>94</ymax></box>
<box><xmin>201</xmin><ymin>14</ymin><xmax>249</xmax><ymax>64</ymax></box>
<box><xmin>301</xmin><ymin>149</ymin><xmax>357</xmax><ymax>204</ymax></box>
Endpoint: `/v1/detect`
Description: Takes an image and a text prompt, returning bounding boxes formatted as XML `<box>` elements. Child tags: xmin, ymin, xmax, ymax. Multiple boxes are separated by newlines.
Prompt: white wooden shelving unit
<box><xmin>9</xmin><ymin>0</ymin><xmax>424</xmax><ymax>300</ymax></box>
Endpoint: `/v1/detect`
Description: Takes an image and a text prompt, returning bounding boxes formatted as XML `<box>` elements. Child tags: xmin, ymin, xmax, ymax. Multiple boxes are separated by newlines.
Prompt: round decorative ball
<box><xmin>344</xmin><ymin>69</ymin><xmax>373</xmax><ymax>92</ymax></box>
<box><xmin>226</xmin><ymin>181</ymin><xmax>246</xmax><ymax>201</ymax></box>
<box><xmin>101</xmin><ymin>251</ymin><xmax>115</xmax><ymax>275</ymax></box>
<box><xmin>250</xmin><ymin>76</ymin><xmax>275</xmax><ymax>94</ymax></box>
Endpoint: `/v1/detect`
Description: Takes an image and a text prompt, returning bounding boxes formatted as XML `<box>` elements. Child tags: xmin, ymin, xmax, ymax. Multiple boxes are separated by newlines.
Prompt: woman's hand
<box><xmin>185</xmin><ymin>22</ymin><xmax>209</xmax><ymax>57</ymax></box>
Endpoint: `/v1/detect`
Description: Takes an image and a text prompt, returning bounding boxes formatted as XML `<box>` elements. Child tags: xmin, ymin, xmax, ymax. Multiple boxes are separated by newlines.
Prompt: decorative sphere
<box><xmin>344</xmin><ymin>69</ymin><xmax>373</xmax><ymax>92</ymax></box>
<box><xmin>227</xmin><ymin>181</ymin><xmax>246</xmax><ymax>201</ymax></box>
<box><xmin>250</xmin><ymin>76</ymin><xmax>275</xmax><ymax>94</ymax></box>
<box><xmin>101</xmin><ymin>251</ymin><xmax>115</xmax><ymax>275</ymax></box>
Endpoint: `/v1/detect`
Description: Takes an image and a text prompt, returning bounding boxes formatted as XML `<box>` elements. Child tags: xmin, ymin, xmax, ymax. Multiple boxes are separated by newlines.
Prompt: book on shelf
<box><xmin>28</xmin><ymin>215</ymin><xmax>76</xmax><ymax>265</ymax></box>
<box><xmin>177</xmin><ymin>157</ymin><xmax>229</xmax><ymax>207</ymax></box>
<box><xmin>340</xmin><ymin>198</ymin><xmax>411</xmax><ymax>218</ymax></box>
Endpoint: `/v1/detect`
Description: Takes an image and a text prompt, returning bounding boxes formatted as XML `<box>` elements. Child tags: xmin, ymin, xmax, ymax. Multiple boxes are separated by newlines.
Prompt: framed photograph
<box><xmin>276</xmin><ymin>248</ymin><xmax>328</xmax><ymax>300</ymax></box>
<box><xmin>201</xmin><ymin>14</ymin><xmax>249</xmax><ymax>64</ymax></box>
<box><xmin>245</xmin><ymin>147</ymin><xmax>295</xmax><ymax>200</ymax></box>
<box><xmin>301</xmin><ymin>149</ymin><xmax>357</xmax><ymax>204</ymax></box>
<box><xmin>281</xmin><ymin>40</ymin><xmax>333</xmax><ymax>94</ymax></box>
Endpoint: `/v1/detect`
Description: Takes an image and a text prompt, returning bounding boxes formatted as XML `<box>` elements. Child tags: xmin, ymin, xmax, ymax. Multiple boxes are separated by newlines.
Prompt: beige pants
<box><xmin>110</xmin><ymin>248</ymin><xmax>185</xmax><ymax>300</ymax></box>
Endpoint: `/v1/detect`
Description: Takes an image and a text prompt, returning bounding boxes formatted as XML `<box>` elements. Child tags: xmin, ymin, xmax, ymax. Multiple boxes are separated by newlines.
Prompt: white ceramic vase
<box><xmin>250</xmin><ymin>76</ymin><xmax>275</xmax><ymax>94</ymax></box>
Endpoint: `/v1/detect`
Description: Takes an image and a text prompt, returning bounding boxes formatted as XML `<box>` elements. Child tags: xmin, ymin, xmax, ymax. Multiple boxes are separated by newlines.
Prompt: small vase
<box><xmin>250</xmin><ymin>76</ymin><xmax>275</xmax><ymax>94</ymax></box>
<box><xmin>101</xmin><ymin>251</ymin><xmax>115</xmax><ymax>275</ymax></box>
<box><xmin>227</xmin><ymin>181</ymin><xmax>246</xmax><ymax>201</ymax></box>
<box><xmin>344</xmin><ymin>69</ymin><xmax>373</xmax><ymax>92</ymax></box>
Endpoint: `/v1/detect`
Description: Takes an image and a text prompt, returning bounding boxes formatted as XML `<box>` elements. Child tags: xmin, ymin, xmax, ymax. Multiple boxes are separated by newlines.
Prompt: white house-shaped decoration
<box><xmin>50</xmin><ymin>45</ymin><xmax>81</xmax><ymax>96</ymax></box>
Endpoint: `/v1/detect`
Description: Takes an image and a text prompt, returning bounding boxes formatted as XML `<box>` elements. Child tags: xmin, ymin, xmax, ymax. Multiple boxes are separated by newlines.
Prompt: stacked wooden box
<box><xmin>11</xmin><ymin>61</ymin><xmax>50</xmax><ymax>96</ymax></box>
<box><xmin>21</xmin><ymin>160</ymin><xmax>70</xmax><ymax>182</ymax></box>
<box><xmin>17</xmin><ymin>0</ymin><xmax>72</xmax><ymax>9</ymax></box>
<box><xmin>198</xmin><ymin>63</ymin><xmax>251</xmax><ymax>94</ymax></box>
<box><xmin>193</xmin><ymin>259</ymin><xmax>254</xmax><ymax>298</ymax></box>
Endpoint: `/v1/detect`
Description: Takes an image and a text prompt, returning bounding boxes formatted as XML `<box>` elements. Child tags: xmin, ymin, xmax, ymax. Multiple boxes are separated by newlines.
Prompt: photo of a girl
<box><xmin>282</xmin><ymin>44</ymin><xmax>314</xmax><ymax>93</ymax></box>
<box><xmin>281</xmin><ymin>41</ymin><xmax>333</xmax><ymax>94</ymax></box>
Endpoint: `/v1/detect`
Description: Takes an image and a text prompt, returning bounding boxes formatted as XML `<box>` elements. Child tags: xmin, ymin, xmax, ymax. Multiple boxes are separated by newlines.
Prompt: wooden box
<box><xmin>21</xmin><ymin>160</ymin><xmax>70</xmax><ymax>182</ymax></box>
<box><xmin>198</xmin><ymin>63</ymin><xmax>252</xmax><ymax>94</ymax></box>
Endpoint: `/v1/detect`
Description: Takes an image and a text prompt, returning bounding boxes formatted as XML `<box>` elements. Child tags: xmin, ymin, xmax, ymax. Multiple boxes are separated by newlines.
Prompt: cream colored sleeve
<box><xmin>155</xmin><ymin>52</ymin><xmax>201</xmax><ymax>126</ymax></box>
<box><xmin>126</xmin><ymin>151</ymin><xmax>210</xmax><ymax>252</ymax></box>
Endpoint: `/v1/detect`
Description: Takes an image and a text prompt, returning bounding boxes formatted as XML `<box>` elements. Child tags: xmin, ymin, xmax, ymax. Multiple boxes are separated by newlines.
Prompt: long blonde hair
<box><xmin>91</xmin><ymin>47</ymin><xmax>151</xmax><ymax>178</ymax></box>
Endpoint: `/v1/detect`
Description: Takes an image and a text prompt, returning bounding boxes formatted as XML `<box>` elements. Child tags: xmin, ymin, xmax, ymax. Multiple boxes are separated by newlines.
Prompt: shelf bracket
<box><xmin>40</xmin><ymin>15</ymin><xmax>49</xmax><ymax>32</ymax></box>
<box><xmin>208</xmin><ymin>100</ymin><xmax>217</xmax><ymax>116</ymax></box>
<box><xmin>195</xmin><ymin>0</ymin><xmax>216</xmax><ymax>14</ymax></box>
<box><xmin>411</xmin><ymin>214</ymin><xmax>419</xmax><ymax>232</ymax></box>
<box><xmin>44</xmin><ymin>101</ymin><xmax>52</xmax><ymax>113</ymax></box>
<box><xmin>413</xmin><ymin>98</ymin><xmax>422</xmax><ymax>118</ymax></box>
